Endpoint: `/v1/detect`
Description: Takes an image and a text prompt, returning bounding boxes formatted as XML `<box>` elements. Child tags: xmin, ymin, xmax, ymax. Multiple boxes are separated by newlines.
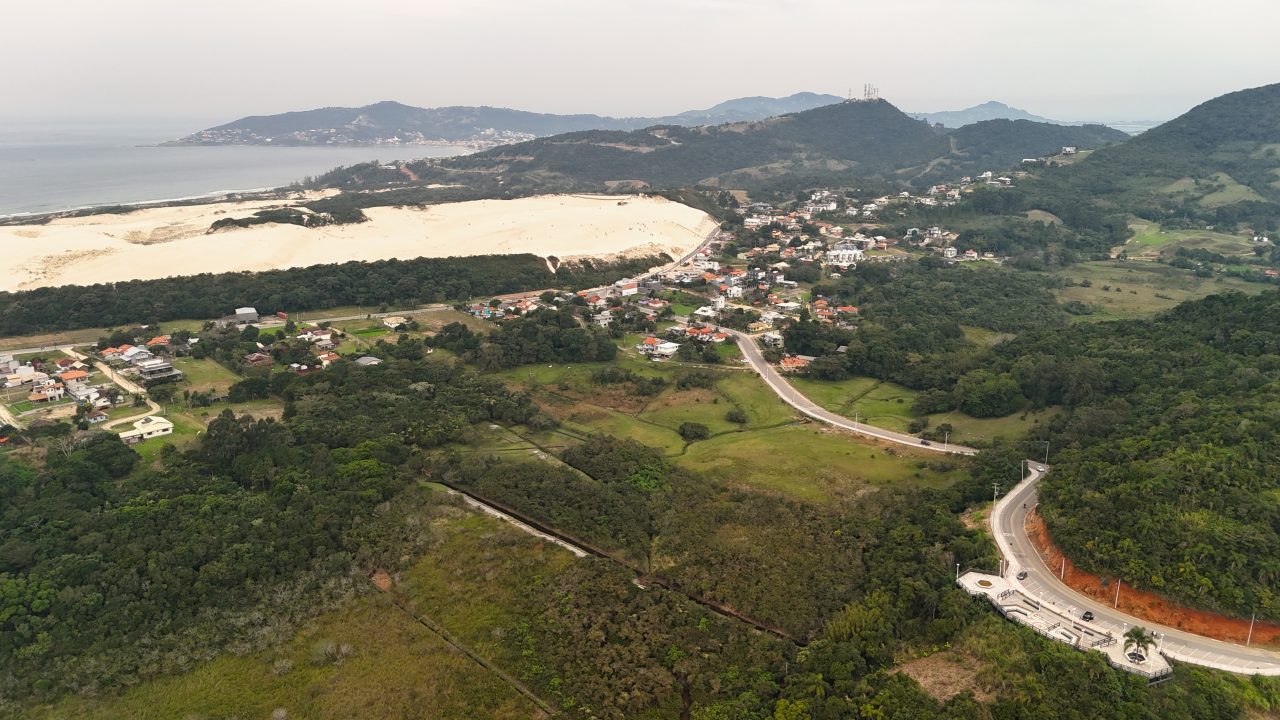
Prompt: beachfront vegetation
<box><xmin>0</xmin><ymin>253</ymin><xmax>667</xmax><ymax>336</ymax></box>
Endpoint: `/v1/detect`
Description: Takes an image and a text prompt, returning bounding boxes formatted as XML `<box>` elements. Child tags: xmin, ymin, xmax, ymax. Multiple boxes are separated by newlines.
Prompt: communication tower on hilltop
<box><xmin>863</xmin><ymin>84</ymin><xmax>880</xmax><ymax>101</ymax></box>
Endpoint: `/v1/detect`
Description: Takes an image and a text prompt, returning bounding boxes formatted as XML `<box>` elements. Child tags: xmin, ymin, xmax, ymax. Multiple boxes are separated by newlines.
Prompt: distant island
<box><xmin>164</xmin><ymin>93</ymin><xmax>845</xmax><ymax>149</ymax></box>
<box><xmin>909</xmin><ymin>100</ymin><xmax>1162</xmax><ymax>135</ymax></box>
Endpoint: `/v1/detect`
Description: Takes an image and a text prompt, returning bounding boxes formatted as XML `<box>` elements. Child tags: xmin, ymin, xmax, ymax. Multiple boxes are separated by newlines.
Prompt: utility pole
<box><xmin>1060</xmin><ymin>556</ymin><xmax>1066</xmax><ymax>580</ymax></box>
<box><xmin>1247</xmin><ymin>612</ymin><xmax>1256</xmax><ymax>646</ymax></box>
<box><xmin>992</xmin><ymin>482</ymin><xmax>1000</xmax><ymax>504</ymax></box>
<box><xmin>943</xmin><ymin>430</ymin><xmax>949</xmax><ymax>453</ymax></box>
<box><xmin>1114</xmin><ymin>579</ymin><xmax>1122</xmax><ymax>608</ymax></box>
<box><xmin>955</xmin><ymin>562</ymin><xmax>960</xmax><ymax>580</ymax></box>
<box><xmin>853</xmin><ymin>410</ymin><xmax>858</xmax><ymax>426</ymax></box>
<box><xmin>1042</xmin><ymin>440</ymin><xmax>1050</xmax><ymax>466</ymax></box>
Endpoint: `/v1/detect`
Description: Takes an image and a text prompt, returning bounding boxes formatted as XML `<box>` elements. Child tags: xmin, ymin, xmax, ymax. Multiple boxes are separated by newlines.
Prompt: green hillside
<box><xmin>1028</xmin><ymin>82</ymin><xmax>1280</xmax><ymax>227</ymax></box>
<box><xmin>414</xmin><ymin>100</ymin><xmax>1129</xmax><ymax>190</ymax></box>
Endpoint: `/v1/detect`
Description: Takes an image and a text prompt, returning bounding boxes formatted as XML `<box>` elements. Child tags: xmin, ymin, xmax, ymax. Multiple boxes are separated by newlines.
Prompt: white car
<box><xmin>1036</xmin><ymin>465</ymin><xmax>1046</xmax><ymax>472</ymax></box>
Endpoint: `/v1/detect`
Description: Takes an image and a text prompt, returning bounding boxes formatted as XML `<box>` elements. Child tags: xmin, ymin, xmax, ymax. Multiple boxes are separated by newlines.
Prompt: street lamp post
<box><xmin>943</xmin><ymin>430</ymin><xmax>949</xmax><ymax>452</ymax></box>
<box><xmin>1041</xmin><ymin>440</ymin><xmax>1050</xmax><ymax>466</ymax></box>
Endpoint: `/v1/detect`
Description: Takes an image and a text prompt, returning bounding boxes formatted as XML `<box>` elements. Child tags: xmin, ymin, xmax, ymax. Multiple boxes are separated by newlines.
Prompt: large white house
<box><xmin>824</xmin><ymin>243</ymin><xmax>864</xmax><ymax>267</ymax></box>
<box><xmin>118</xmin><ymin>416</ymin><xmax>174</xmax><ymax>444</ymax></box>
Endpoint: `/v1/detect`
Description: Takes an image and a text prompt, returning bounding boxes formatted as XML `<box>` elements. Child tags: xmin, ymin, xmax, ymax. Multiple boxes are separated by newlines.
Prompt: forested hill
<box><xmin>1015</xmin><ymin>289</ymin><xmax>1280</xmax><ymax>621</ymax></box>
<box><xmin>165</xmin><ymin>93</ymin><xmax>844</xmax><ymax>146</ymax></box>
<box><xmin>409</xmin><ymin>99</ymin><xmax>1127</xmax><ymax>191</ymax></box>
<box><xmin>1025</xmin><ymin>82</ymin><xmax>1280</xmax><ymax>226</ymax></box>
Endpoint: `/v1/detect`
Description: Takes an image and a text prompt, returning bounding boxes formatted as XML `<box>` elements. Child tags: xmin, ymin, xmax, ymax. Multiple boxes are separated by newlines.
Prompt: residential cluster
<box><xmin>1</xmin><ymin>351</ymin><xmax>126</xmax><ymax>426</ymax></box>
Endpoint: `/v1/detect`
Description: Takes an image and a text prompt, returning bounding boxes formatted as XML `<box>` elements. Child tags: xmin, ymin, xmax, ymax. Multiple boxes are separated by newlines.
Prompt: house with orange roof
<box><xmin>779</xmin><ymin>356</ymin><xmax>811</xmax><ymax>372</ymax></box>
<box><xmin>146</xmin><ymin>336</ymin><xmax>171</xmax><ymax>348</ymax></box>
<box><xmin>57</xmin><ymin>369</ymin><xmax>90</xmax><ymax>382</ymax></box>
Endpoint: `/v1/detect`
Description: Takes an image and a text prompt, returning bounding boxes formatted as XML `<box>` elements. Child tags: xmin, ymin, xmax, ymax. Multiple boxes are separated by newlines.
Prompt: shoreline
<box><xmin>0</xmin><ymin>186</ymin><xmax>297</xmax><ymax>225</ymax></box>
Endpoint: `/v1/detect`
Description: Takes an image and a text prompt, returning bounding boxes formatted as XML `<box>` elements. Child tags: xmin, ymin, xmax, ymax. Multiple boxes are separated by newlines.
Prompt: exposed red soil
<box><xmin>1025</xmin><ymin>510</ymin><xmax>1280</xmax><ymax>648</ymax></box>
<box><xmin>370</xmin><ymin>569</ymin><xmax>393</xmax><ymax>592</ymax></box>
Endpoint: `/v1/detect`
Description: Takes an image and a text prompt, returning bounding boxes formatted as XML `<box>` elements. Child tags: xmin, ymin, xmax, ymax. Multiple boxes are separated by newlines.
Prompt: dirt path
<box><xmin>1025</xmin><ymin>510</ymin><xmax>1280</xmax><ymax>648</ymax></box>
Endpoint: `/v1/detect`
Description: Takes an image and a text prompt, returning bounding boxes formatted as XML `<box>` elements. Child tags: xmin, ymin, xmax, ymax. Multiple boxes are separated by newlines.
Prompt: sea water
<box><xmin>0</xmin><ymin>119</ymin><xmax>469</xmax><ymax>217</ymax></box>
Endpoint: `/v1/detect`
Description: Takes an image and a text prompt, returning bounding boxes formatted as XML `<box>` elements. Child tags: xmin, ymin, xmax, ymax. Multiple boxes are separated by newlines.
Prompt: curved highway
<box><xmin>714</xmin><ymin>323</ymin><xmax>1278</xmax><ymax>673</ymax></box>
<box><xmin>720</xmin><ymin>327</ymin><xmax>977</xmax><ymax>455</ymax></box>
<box><xmin>996</xmin><ymin>470</ymin><xmax>1280</xmax><ymax>675</ymax></box>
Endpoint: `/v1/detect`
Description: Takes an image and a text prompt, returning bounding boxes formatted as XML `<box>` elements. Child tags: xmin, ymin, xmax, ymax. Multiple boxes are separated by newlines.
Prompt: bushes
<box><xmin>678</xmin><ymin>422</ymin><xmax>711</xmax><ymax>442</ymax></box>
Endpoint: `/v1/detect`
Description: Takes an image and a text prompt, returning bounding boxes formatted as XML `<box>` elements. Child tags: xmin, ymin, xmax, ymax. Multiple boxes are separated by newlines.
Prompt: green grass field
<box><xmin>400</xmin><ymin>497</ymin><xmax>577</xmax><ymax>669</ymax></box>
<box><xmin>171</xmin><ymin>357</ymin><xmax>241</xmax><ymax>394</ymax></box>
<box><xmin>1123</xmin><ymin>221</ymin><xmax>1255</xmax><ymax>258</ymax></box>
<box><xmin>787</xmin><ymin>375</ymin><xmax>1049</xmax><ymax>445</ymax></box>
<box><xmin>1055</xmin><ymin>261</ymin><xmax>1267</xmax><ymax>320</ymax></box>
<box><xmin>679</xmin><ymin>424</ymin><xmax>967</xmax><ymax>502</ymax></box>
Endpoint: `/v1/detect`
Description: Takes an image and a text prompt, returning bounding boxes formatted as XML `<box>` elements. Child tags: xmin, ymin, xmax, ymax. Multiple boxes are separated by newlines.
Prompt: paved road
<box><xmin>63</xmin><ymin>349</ymin><xmax>163</xmax><ymax>429</ymax></box>
<box><xmin>716</xmin><ymin>326</ymin><xmax>977</xmax><ymax>455</ymax></box>
<box><xmin>996</xmin><ymin>469</ymin><xmax>1280</xmax><ymax>675</ymax></box>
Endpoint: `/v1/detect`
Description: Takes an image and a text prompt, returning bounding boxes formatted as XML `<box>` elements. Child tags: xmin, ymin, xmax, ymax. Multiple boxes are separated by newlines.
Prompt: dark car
<box><xmin>920</xmin><ymin>439</ymin><xmax>932</xmax><ymax>446</ymax></box>
<box><xmin>1016</xmin><ymin>570</ymin><xmax>1028</xmax><ymax>580</ymax></box>
<box><xmin>1081</xmin><ymin>611</ymin><xmax>1095</xmax><ymax>622</ymax></box>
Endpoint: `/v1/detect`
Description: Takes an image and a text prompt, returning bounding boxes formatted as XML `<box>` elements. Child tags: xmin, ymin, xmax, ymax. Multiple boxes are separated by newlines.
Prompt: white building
<box><xmin>118</xmin><ymin>416</ymin><xmax>174</xmax><ymax>444</ymax></box>
<box><xmin>382</xmin><ymin>316</ymin><xmax>410</xmax><ymax>329</ymax></box>
<box><xmin>652</xmin><ymin>341</ymin><xmax>680</xmax><ymax>358</ymax></box>
<box><xmin>235</xmin><ymin>307</ymin><xmax>259</xmax><ymax>324</ymax></box>
<box><xmin>943</xmin><ymin>246</ymin><xmax>958</xmax><ymax>259</ymax></box>
<box><xmin>825</xmin><ymin>243</ymin><xmax>864</xmax><ymax>266</ymax></box>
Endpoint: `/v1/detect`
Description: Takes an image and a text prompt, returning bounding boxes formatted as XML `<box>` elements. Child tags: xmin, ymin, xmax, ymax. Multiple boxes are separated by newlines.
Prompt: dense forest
<box><xmin>0</xmin><ymin>253</ymin><xmax>665</xmax><ymax>335</ymax></box>
<box><xmin>0</xmin><ymin>358</ymin><xmax>538</xmax><ymax>703</ymax></box>
<box><xmin>1005</xmin><ymin>291</ymin><xmax>1280</xmax><ymax>620</ymax></box>
<box><xmin>429</xmin><ymin>308</ymin><xmax>618</xmax><ymax>370</ymax></box>
<box><xmin>784</xmin><ymin>260</ymin><xmax>1068</xmax><ymax>415</ymax></box>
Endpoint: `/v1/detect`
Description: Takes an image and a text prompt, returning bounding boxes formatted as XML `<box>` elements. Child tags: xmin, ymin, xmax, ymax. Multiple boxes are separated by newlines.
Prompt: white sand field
<box><xmin>0</xmin><ymin>194</ymin><xmax>716</xmax><ymax>292</ymax></box>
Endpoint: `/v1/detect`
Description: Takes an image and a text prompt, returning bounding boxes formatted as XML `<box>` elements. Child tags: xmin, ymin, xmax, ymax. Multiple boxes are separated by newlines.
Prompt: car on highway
<box><xmin>1016</xmin><ymin>570</ymin><xmax>1028</xmax><ymax>580</ymax></box>
<box><xmin>1081</xmin><ymin>611</ymin><xmax>1094</xmax><ymax>622</ymax></box>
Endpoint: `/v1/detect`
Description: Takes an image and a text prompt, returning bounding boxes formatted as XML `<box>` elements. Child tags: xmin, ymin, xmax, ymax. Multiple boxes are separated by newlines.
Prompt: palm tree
<box><xmin>1124</xmin><ymin>626</ymin><xmax>1156</xmax><ymax>658</ymax></box>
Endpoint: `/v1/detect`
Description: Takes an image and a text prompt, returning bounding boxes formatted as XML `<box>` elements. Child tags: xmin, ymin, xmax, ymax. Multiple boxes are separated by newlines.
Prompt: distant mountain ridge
<box><xmin>910</xmin><ymin>101</ymin><xmax>1067</xmax><ymax>128</ymax></box>
<box><xmin>398</xmin><ymin>98</ymin><xmax>1129</xmax><ymax>191</ymax></box>
<box><xmin>166</xmin><ymin>93</ymin><xmax>845</xmax><ymax>148</ymax></box>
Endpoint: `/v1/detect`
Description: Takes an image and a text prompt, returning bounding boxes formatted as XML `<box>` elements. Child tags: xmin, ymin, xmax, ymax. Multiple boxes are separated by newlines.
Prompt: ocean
<box><xmin>0</xmin><ymin>120</ymin><xmax>470</xmax><ymax>217</ymax></box>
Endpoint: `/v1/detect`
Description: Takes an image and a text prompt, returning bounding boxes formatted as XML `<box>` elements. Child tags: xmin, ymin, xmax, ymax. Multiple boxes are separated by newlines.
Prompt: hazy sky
<box><xmin>6</xmin><ymin>0</ymin><xmax>1278</xmax><ymax>127</ymax></box>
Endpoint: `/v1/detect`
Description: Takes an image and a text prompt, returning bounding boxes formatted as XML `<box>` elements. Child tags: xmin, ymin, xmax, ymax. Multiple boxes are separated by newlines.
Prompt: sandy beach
<box><xmin>0</xmin><ymin>194</ymin><xmax>716</xmax><ymax>292</ymax></box>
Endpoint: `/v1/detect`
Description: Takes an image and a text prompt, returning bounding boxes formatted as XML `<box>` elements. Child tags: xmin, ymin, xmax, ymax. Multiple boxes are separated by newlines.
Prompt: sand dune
<box><xmin>0</xmin><ymin>194</ymin><xmax>716</xmax><ymax>292</ymax></box>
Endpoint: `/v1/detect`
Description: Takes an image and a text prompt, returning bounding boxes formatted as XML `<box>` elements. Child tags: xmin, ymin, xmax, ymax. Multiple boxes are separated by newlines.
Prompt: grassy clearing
<box><xmin>1198</xmin><ymin>173</ymin><xmax>1266</xmax><ymax>208</ymax></box>
<box><xmin>171</xmin><ymin>357</ymin><xmax>241</xmax><ymax>394</ymax></box>
<box><xmin>1122</xmin><ymin>222</ymin><xmax>1255</xmax><ymax>259</ymax></box>
<box><xmin>1054</xmin><ymin>261</ymin><xmax>1267</xmax><ymax>321</ymax></box>
<box><xmin>788</xmin><ymin>375</ymin><xmax>1048</xmax><ymax>445</ymax></box>
<box><xmin>28</xmin><ymin>593</ymin><xmax>541</xmax><ymax>720</ymax></box>
<box><xmin>679</xmin><ymin>424</ymin><xmax>966</xmax><ymax>502</ymax></box>
<box><xmin>1024</xmin><ymin>209</ymin><xmax>1062</xmax><ymax>225</ymax></box>
<box><xmin>400</xmin><ymin>497</ymin><xmax>577</xmax><ymax>668</ymax></box>
<box><xmin>960</xmin><ymin>326</ymin><xmax>1015</xmax><ymax>346</ymax></box>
